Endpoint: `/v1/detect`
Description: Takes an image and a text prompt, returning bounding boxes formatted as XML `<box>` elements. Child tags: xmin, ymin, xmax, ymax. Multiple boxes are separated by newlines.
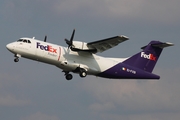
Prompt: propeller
<box><xmin>65</xmin><ymin>29</ymin><xmax>75</xmax><ymax>49</ymax></box>
<box><xmin>44</xmin><ymin>35</ymin><xmax>47</xmax><ymax>42</ymax></box>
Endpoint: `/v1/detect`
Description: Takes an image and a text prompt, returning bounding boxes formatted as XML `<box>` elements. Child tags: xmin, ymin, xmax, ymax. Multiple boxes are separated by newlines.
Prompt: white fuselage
<box><xmin>6</xmin><ymin>38</ymin><xmax>127</xmax><ymax>76</ymax></box>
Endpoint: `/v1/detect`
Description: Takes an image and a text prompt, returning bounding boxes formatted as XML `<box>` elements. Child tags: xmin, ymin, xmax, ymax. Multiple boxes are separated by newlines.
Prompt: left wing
<box><xmin>87</xmin><ymin>35</ymin><xmax>129</xmax><ymax>53</ymax></box>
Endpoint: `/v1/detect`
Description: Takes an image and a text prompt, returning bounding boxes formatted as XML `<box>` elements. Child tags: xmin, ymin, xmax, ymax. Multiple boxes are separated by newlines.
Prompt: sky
<box><xmin>0</xmin><ymin>0</ymin><xmax>180</xmax><ymax>120</ymax></box>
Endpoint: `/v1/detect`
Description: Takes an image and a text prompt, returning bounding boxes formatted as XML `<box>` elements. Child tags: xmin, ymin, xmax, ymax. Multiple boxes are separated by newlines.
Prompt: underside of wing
<box><xmin>87</xmin><ymin>35</ymin><xmax>129</xmax><ymax>53</ymax></box>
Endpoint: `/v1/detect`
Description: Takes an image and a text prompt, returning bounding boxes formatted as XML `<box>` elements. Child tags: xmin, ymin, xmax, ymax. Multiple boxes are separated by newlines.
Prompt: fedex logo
<box><xmin>37</xmin><ymin>42</ymin><xmax>57</xmax><ymax>53</ymax></box>
<box><xmin>141</xmin><ymin>52</ymin><xmax>156</xmax><ymax>61</ymax></box>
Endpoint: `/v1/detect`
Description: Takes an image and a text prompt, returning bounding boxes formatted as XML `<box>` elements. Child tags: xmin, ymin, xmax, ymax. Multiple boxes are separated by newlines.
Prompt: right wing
<box><xmin>87</xmin><ymin>35</ymin><xmax>129</xmax><ymax>53</ymax></box>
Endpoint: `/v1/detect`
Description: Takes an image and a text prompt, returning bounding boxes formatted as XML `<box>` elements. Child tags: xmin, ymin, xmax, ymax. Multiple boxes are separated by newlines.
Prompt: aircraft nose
<box><xmin>6</xmin><ymin>43</ymin><xmax>14</xmax><ymax>51</ymax></box>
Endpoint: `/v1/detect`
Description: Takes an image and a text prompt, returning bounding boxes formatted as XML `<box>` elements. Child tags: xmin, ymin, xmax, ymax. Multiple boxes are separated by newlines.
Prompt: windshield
<box><xmin>17</xmin><ymin>39</ymin><xmax>31</xmax><ymax>43</ymax></box>
<box><xmin>17</xmin><ymin>39</ymin><xmax>23</xmax><ymax>42</ymax></box>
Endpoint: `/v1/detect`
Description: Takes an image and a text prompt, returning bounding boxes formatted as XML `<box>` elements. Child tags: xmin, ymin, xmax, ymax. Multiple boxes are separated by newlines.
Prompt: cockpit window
<box><xmin>17</xmin><ymin>39</ymin><xmax>23</xmax><ymax>42</ymax></box>
<box><xmin>17</xmin><ymin>39</ymin><xmax>31</xmax><ymax>43</ymax></box>
<box><xmin>28</xmin><ymin>40</ymin><xmax>31</xmax><ymax>43</ymax></box>
<box><xmin>23</xmin><ymin>40</ymin><xmax>27</xmax><ymax>43</ymax></box>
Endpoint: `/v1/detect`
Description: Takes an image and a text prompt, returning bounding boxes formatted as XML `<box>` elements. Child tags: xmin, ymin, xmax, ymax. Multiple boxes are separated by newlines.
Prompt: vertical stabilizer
<box><xmin>123</xmin><ymin>41</ymin><xmax>173</xmax><ymax>73</ymax></box>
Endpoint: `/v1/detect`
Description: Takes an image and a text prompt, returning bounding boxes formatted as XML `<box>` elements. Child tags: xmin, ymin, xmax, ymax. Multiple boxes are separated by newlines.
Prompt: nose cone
<box><xmin>6</xmin><ymin>43</ymin><xmax>14</xmax><ymax>51</ymax></box>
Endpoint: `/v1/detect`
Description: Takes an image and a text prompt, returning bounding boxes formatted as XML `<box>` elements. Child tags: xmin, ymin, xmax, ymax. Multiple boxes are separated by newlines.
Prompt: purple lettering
<box><xmin>36</xmin><ymin>42</ymin><xmax>57</xmax><ymax>53</ymax></box>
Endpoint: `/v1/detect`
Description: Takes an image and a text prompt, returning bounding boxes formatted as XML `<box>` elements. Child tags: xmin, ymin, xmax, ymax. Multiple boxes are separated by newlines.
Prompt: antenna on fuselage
<box><xmin>44</xmin><ymin>35</ymin><xmax>47</xmax><ymax>42</ymax></box>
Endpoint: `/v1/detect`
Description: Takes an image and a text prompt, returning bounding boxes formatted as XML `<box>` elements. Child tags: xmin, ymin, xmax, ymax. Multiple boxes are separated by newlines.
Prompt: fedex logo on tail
<box><xmin>37</xmin><ymin>42</ymin><xmax>57</xmax><ymax>53</ymax></box>
<box><xmin>141</xmin><ymin>52</ymin><xmax>156</xmax><ymax>61</ymax></box>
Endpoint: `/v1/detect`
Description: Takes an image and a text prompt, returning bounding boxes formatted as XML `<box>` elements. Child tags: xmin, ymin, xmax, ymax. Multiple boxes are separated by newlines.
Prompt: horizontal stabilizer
<box><xmin>152</xmin><ymin>42</ymin><xmax>174</xmax><ymax>48</ymax></box>
<box><xmin>141</xmin><ymin>41</ymin><xmax>174</xmax><ymax>50</ymax></box>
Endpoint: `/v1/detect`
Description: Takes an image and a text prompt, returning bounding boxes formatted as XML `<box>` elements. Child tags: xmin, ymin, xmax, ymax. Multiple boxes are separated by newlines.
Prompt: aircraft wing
<box><xmin>87</xmin><ymin>35</ymin><xmax>129</xmax><ymax>53</ymax></box>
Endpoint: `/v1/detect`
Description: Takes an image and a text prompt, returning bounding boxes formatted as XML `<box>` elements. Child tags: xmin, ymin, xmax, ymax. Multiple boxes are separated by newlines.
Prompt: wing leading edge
<box><xmin>87</xmin><ymin>35</ymin><xmax>129</xmax><ymax>53</ymax></box>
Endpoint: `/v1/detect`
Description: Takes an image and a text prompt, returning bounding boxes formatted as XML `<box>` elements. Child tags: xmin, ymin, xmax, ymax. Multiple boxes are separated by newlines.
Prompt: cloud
<box><xmin>0</xmin><ymin>73</ymin><xmax>30</xmax><ymax>107</ymax></box>
<box><xmin>81</xmin><ymin>67</ymin><xmax>180</xmax><ymax>119</ymax></box>
<box><xmin>21</xmin><ymin>112</ymin><xmax>60</xmax><ymax>120</ymax></box>
<box><xmin>52</xmin><ymin>0</ymin><xmax>180</xmax><ymax>23</ymax></box>
<box><xmin>0</xmin><ymin>95</ymin><xmax>31</xmax><ymax>107</ymax></box>
<box><xmin>1</xmin><ymin>0</ymin><xmax>180</xmax><ymax>25</ymax></box>
<box><xmin>52</xmin><ymin>0</ymin><xmax>142</xmax><ymax>16</ymax></box>
<box><xmin>99</xmin><ymin>112</ymin><xmax>180</xmax><ymax>120</ymax></box>
<box><xmin>89</xmin><ymin>102</ymin><xmax>116</xmax><ymax>112</ymax></box>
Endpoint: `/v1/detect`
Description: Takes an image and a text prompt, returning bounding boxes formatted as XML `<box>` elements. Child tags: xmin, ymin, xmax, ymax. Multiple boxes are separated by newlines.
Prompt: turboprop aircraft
<box><xmin>6</xmin><ymin>29</ymin><xmax>174</xmax><ymax>80</ymax></box>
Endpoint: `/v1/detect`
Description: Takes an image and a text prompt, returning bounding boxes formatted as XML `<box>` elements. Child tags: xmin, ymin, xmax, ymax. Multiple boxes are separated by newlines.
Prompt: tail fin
<box><xmin>123</xmin><ymin>41</ymin><xmax>174</xmax><ymax>73</ymax></box>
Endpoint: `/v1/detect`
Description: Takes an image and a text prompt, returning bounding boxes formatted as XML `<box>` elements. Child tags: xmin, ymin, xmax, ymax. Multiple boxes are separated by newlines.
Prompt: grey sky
<box><xmin>0</xmin><ymin>0</ymin><xmax>180</xmax><ymax>120</ymax></box>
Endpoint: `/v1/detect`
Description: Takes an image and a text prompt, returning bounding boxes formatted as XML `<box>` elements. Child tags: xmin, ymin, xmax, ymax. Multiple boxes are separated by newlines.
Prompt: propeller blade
<box><xmin>44</xmin><ymin>35</ymin><xmax>47</xmax><ymax>42</ymax></box>
<box><xmin>70</xmin><ymin>29</ymin><xmax>75</xmax><ymax>44</ymax></box>
<box><xmin>65</xmin><ymin>38</ymin><xmax>71</xmax><ymax>46</ymax></box>
<box><xmin>64</xmin><ymin>29</ymin><xmax>75</xmax><ymax>50</ymax></box>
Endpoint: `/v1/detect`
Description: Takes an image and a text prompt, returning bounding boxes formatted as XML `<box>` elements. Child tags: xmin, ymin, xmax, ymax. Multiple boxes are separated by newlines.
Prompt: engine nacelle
<box><xmin>72</xmin><ymin>41</ymin><xmax>89</xmax><ymax>50</ymax></box>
